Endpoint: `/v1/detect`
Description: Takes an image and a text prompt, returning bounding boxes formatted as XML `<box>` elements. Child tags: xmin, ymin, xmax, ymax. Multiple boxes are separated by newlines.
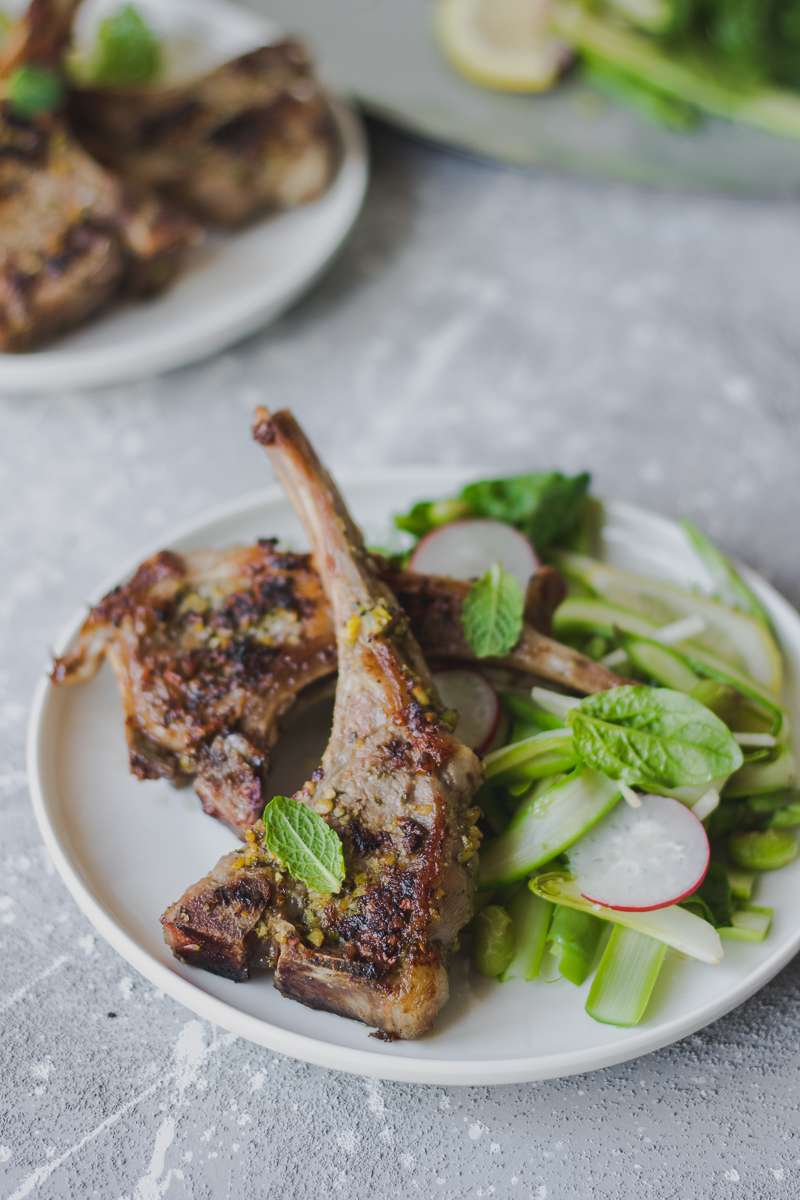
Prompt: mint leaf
<box><xmin>86</xmin><ymin>4</ymin><xmax>161</xmax><ymax>86</ymax></box>
<box><xmin>568</xmin><ymin>685</ymin><xmax>743</xmax><ymax>791</ymax></box>
<box><xmin>462</xmin><ymin>563</ymin><xmax>524</xmax><ymax>658</ymax></box>
<box><xmin>262</xmin><ymin>796</ymin><xmax>345</xmax><ymax>894</ymax></box>
<box><xmin>7</xmin><ymin>66</ymin><xmax>64</xmax><ymax>118</ymax></box>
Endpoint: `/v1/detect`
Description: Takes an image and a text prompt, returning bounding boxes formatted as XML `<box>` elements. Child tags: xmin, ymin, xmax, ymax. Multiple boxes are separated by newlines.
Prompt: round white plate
<box><xmin>0</xmin><ymin>0</ymin><xmax>368</xmax><ymax>394</ymax></box>
<box><xmin>28</xmin><ymin>468</ymin><xmax>800</xmax><ymax>1085</ymax></box>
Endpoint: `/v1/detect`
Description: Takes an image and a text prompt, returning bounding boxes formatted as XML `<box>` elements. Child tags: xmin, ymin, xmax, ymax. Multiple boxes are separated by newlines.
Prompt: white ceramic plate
<box><xmin>0</xmin><ymin>0</ymin><xmax>368</xmax><ymax>394</ymax></box>
<box><xmin>28</xmin><ymin>468</ymin><xmax>800</xmax><ymax>1085</ymax></box>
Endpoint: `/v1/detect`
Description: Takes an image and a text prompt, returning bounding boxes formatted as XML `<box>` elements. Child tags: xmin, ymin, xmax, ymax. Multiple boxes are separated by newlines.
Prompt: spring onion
<box><xmin>529</xmin><ymin>872</ymin><xmax>723</xmax><ymax>964</ymax></box>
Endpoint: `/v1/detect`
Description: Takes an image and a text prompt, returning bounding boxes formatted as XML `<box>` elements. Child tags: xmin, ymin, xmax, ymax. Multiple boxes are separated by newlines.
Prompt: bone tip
<box><xmin>252</xmin><ymin>406</ymin><xmax>276</xmax><ymax>447</ymax></box>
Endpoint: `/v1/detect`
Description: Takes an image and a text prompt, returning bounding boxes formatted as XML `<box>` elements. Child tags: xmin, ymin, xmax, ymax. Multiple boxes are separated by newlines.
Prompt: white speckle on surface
<box><xmin>490</xmin><ymin>1142</ymin><xmax>501</xmax><ymax>1154</ymax></box>
<box><xmin>364</xmin><ymin>1079</ymin><xmax>385</xmax><ymax>1117</ymax></box>
<box><xmin>400</xmin><ymin>1153</ymin><xmax>416</xmax><ymax>1171</ymax></box>
<box><xmin>249</xmin><ymin>1070</ymin><xmax>265</xmax><ymax>1092</ymax></box>
<box><xmin>468</xmin><ymin>1122</ymin><xmax>487</xmax><ymax>1141</ymax></box>
<box><xmin>771</xmin><ymin>1169</ymin><xmax>785</xmax><ymax>1182</ymax></box>
<box><xmin>77</xmin><ymin>934</ymin><xmax>96</xmax><ymax>956</ymax></box>
<box><xmin>337</xmin><ymin>1130</ymin><xmax>357</xmax><ymax>1155</ymax></box>
<box><xmin>119</xmin><ymin>977</ymin><xmax>134</xmax><ymax>1000</ymax></box>
<box><xmin>724</xmin><ymin>1169</ymin><xmax>741</xmax><ymax>1183</ymax></box>
<box><xmin>0</xmin><ymin>1146</ymin><xmax>12</xmax><ymax>1164</ymax></box>
<box><xmin>30</xmin><ymin>1060</ymin><xmax>53</xmax><ymax>1083</ymax></box>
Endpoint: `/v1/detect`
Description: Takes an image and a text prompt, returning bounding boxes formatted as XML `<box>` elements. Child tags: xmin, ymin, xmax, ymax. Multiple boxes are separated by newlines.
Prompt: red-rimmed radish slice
<box><xmin>568</xmin><ymin>793</ymin><xmax>710</xmax><ymax>913</ymax></box>
<box><xmin>410</xmin><ymin>519</ymin><xmax>538</xmax><ymax>589</ymax></box>
<box><xmin>433</xmin><ymin>669</ymin><xmax>500</xmax><ymax>753</ymax></box>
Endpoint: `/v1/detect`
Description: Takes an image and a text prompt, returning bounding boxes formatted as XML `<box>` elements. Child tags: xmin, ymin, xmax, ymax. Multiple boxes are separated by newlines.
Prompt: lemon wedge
<box><xmin>435</xmin><ymin>0</ymin><xmax>571</xmax><ymax>94</ymax></box>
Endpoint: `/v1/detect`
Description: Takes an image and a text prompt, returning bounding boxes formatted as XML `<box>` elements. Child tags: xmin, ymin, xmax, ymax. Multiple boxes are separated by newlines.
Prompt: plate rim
<box><xmin>26</xmin><ymin>469</ymin><xmax>800</xmax><ymax>1085</ymax></box>
<box><xmin>0</xmin><ymin>93</ymin><xmax>368</xmax><ymax>394</ymax></box>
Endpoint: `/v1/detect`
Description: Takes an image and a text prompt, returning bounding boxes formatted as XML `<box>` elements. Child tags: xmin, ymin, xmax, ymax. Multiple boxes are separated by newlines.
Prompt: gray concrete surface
<box><xmin>2</xmin><ymin>126</ymin><xmax>800</xmax><ymax>1200</ymax></box>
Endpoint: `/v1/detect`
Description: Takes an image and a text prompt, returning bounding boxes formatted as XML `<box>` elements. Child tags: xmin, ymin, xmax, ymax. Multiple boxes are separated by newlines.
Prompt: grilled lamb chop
<box><xmin>0</xmin><ymin>0</ymin><xmax>197</xmax><ymax>351</ymax></box>
<box><xmin>70</xmin><ymin>39</ymin><xmax>340</xmax><ymax>227</ymax></box>
<box><xmin>162</xmin><ymin>408</ymin><xmax>485</xmax><ymax>1038</ymax></box>
<box><xmin>52</xmin><ymin>540</ymin><xmax>623</xmax><ymax>834</ymax></box>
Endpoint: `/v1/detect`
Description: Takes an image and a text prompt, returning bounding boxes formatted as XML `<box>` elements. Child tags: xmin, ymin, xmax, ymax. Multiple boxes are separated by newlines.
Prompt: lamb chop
<box><xmin>52</xmin><ymin>538</ymin><xmax>624</xmax><ymax>835</ymax></box>
<box><xmin>0</xmin><ymin>0</ymin><xmax>197</xmax><ymax>351</ymax></box>
<box><xmin>162</xmin><ymin>408</ymin><xmax>485</xmax><ymax>1038</ymax></box>
<box><xmin>70</xmin><ymin>39</ymin><xmax>340</xmax><ymax>227</ymax></box>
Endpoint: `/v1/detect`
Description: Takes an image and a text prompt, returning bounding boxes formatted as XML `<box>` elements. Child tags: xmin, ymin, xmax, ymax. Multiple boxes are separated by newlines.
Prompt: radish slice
<box><xmin>568</xmin><ymin>793</ymin><xmax>710</xmax><ymax>912</ymax></box>
<box><xmin>410</xmin><ymin>519</ymin><xmax>538</xmax><ymax>589</ymax></box>
<box><xmin>433</xmin><ymin>669</ymin><xmax>500</xmax><ymax>753</ymax></box>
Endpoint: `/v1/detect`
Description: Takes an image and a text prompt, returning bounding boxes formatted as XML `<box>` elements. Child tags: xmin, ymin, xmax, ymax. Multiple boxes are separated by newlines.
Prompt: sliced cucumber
<box><xmin>554</xmin><ymin>552</ymin><xmax>782</xmax><ymax>695</ymax></box>
<box><xmin>479</xmin><ymin>769</ymin><xmax>621</xmax><ymax>889</ymax></box>
<box><xmin>555</xmin><ymin>597</ymin><xmax>785</xmax><ymax>733</ymax></box>
<box><xmin>483</xmin><ymin>728</ymin><xmax>575</xmax><ymax>785</ymax></box>
<box><xmin>725</xmin><ymin>744</ymin><xmax>797</xmax><ymax>798</ymax></box>
<box><xmin>623</xmin><ymin>635</ymin><xmax>700</xmax><ymax>692</ymax></box>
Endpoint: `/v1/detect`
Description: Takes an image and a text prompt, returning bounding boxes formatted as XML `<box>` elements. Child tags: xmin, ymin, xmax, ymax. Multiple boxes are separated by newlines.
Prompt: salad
<box><xmin>436</xmin><ymin>0</ymin><xmax>800</xmax><ymax>141</ymax></box>
<box><xmin>393</xmin><ymin>470</ymin><xmax>798</xmax><ymax>1029</ymax></box>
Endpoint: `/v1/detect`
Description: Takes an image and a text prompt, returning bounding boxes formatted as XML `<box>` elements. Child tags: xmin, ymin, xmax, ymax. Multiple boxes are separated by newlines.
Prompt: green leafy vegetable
<box><xmin>462</xmin><ymin>563</ymin><xmax>524</xmax><ymax>658</ymax></box>
<box><xmin>685</xmin><ymin>861</ymin><xmax>734</xmax><ymax>928</ymax></box>
<box><xmin>84</xmin><ymin>4</ymin><xmax>161</xmax><ymax>86</ymax></box>
<box><xmin>551</xmin><ymin>1</ymin><xmax>800</xmax><ymax>140</ymax></box>
<box><xmin>7</xmin><ymin>65</ymin><xmax>64</xmax><ymax>117</ymax></box>
<box><xmin>568</xmin><ymin>685</ymin><xmax>744</xmax><ymax>791</ymax></box>
<box><xmin>461</xmin><ymin>471</ymin><xmax>591</xmax><ymax>552</ymax></box>
<box><xmin>394</xmin><ymin>470</ymin><xmax>591</xmax><ymax>553</ymax></box>
<box><xmin>262</xmin><ymin>795</ymin><xmax>345</xmax><ymax>893</ymax></box>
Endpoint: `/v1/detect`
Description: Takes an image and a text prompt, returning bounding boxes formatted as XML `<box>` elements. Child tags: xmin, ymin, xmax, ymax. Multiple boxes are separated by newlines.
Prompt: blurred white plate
<box><xmin>0</xmin><ymin>0</ymin><xmax>368</xmax><ymax>393</ymax></box>
<box><xmin>28</xmin><ymin>469</ymin><xmax>800</xmax><ymax>1085</ymax></box>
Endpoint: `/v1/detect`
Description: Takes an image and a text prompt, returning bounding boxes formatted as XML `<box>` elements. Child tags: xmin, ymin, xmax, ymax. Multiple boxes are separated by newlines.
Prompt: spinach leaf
<box><xmin>262</xmin><ymin>795</ymin><xmax>345</xmax><ymax>894</ymax></box>
<box><xmin>461</xmin><ymin>471</ymin><xmax>591</xmax><ymax>552</ymax></box>
<box><xmin>568</xmin><ymin>685</ymin><xmax>743</xmax><ymax>791</ymax></box>
<box><xmin>462</xmin><ymin>563</ymin><xmax>524</xmax><ymax>658</ymax></box>
<box><xmin>393</xmin><ymin>470</ymin><xmax>591</xmax><ymax>554</ymax></box>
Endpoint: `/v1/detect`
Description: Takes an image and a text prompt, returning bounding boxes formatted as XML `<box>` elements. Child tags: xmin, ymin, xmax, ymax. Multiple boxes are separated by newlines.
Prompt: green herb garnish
<box><xmin>7</xmin><ymin>65</ymin><xmax>64</xmax><ymax>118</ymax></box>
<box><xmin>84</xmin><ymin>4</ymin><xmax>161</xmax><ymax>86</ymax></box>
<box><xmin>567</xmin><ymin>685</ymin><xmax>744</xmax><ymax>791</ymax></box>
<box><xmin>394</xmin><ymin>470</ymin><xmax>591</xmax><ymax>555</ymax></box>
<box><xmin>262</xmin><ymin>795</ymin><xmax>345</xmax><ymax>894</ymax></box>
<box><xmin>462</xmin><ymin>563</ymin><xmax>524</xmax><ymax>658</ymax></box>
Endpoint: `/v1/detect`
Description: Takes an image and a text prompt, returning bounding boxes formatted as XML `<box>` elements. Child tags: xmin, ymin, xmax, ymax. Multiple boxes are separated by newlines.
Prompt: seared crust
<box><xmin>0</xmin><ymin>0</ymin><xmax>198</xmax><ymax>350</ymax></box>
<box><xmin>52</xmin><ymin>543</ymin><xmax>624</xmax><ymax>833</ymax></box>
<box><xmin>70</xmin><ymin>40</ymin><xmax>341</xmax><ymax>227</ymax></box>
<box><xmin>160</xmin><ymin>410</ymin><xmax>484</xmax><ymax>1038</ymax></box>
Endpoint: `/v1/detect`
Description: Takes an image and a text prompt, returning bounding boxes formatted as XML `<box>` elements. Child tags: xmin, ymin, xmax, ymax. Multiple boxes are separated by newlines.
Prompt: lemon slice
<box><xmin>435</xmin><ymin>0</ymin><xmax>571</xmax><ymax>93</ymax></box>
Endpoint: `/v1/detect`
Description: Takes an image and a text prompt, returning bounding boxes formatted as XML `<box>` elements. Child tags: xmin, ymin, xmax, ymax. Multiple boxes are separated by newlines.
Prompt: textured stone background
<box><xmin>2</xmin><ymin>126</ymin><xmax>800</xmax><ymax>1200</ymax></box>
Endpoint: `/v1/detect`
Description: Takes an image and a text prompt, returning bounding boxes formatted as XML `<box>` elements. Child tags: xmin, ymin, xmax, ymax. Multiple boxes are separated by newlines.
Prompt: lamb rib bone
<box><xmin>162</xmin><ymin>407</ymin><xmax>484</xmax><ymax>1038</ymax></box>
